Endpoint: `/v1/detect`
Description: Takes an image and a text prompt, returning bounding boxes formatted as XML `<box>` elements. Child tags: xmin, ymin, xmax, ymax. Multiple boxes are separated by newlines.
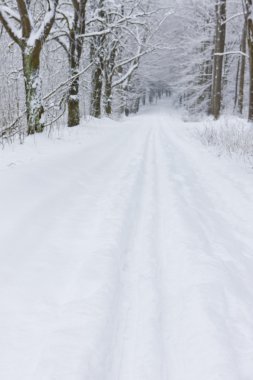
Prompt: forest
<box><xmin>1</xmin><ymin>2</ymin><xmax>253</xmax><ymax>380</ymax></box>
<box><xmin>0</xmin><ymin>0</ymin><xmax>251</xmax><ymax>141</ymax></box>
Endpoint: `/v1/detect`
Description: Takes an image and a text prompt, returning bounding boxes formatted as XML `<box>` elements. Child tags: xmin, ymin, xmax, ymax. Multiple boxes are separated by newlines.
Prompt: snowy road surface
<box><xmin>1</xmin><ymin>107</ymin><xmax>253</xmax><ymax>380</ymax></box>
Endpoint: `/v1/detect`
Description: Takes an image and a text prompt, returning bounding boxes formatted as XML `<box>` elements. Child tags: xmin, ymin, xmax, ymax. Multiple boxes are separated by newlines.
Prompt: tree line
<box><xmin>1</xmin><ymin>0</ymin><xmax>253</xmax><ymax>141</ymax></box>
<box><xmin>0</xmin><ymin>0</ymin><xmax>170</xmax><ymax>137</ymax></box>
<box><xmin>169</xmin><ymin>0</ymin><xmax>253</xmax><ymax>122</ymax></box>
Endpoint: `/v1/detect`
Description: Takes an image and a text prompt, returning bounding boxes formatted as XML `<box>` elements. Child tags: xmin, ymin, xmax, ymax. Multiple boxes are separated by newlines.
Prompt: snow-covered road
<box><xmin>1</xmin><ymin>107</ymin><xmax>253</xmax><ymax>380</ymax></box>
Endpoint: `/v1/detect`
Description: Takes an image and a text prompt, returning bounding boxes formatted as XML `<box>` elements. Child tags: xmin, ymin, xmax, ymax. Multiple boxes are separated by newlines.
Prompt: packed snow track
<box><xmin>1</xmin><ymin>107</ymin><xmax>253</xmax><ymax>380</ymax></box>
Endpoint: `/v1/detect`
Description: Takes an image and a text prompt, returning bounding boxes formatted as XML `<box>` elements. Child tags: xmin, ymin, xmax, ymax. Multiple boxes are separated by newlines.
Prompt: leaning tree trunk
<box><xmin>22</xmin><ymin>48</ymin><xmax>44</xmax><ymax>135</ymax></box>
<box><xmin>211</xmin><ymin>0</ymin><xmax>226</xmax><ymax>119</ymax></box>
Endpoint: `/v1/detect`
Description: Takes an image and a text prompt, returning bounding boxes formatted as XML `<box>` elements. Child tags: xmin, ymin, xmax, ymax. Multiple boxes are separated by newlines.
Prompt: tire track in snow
<box><xmin>0</xmin><ymin>124</ymin><xmax>136</xmax><ymax>262</ymax></box>
<box><xmin>154</xmin><ymin>117</ymin><xmax>252</xmax><ymax>380</ymax></box>
<box><xmin>33</xmin><ymin>125</ymin><xmax>156</xmax><ymax>380</ymax></box>
<box><xmin>0</xmin><ymin>123</ymin><xmax>152</xmax><ymax>380</ymax></box>
<box><xmin>2</xmin><ymin>111</ymin><xmax>253</xmax><ymax>380</ymax></box>
<box><xmin>103</xmin><ymin>126</ymin><xmax>171</xmax><ymax>380</ymax></box>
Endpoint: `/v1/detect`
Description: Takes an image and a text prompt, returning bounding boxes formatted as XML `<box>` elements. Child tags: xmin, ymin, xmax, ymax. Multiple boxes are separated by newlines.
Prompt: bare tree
<box><xmin>90</xmin><ymin>0</ymin><xmax>105</xmax><ymax>118</ymax></box>
<box><xmin>243</xmin><ymin>0</ymin><xmax>253</xmax><ymax>120</ymax></box>
<box><xmin>0</xmin><ymin>0</ymin><xmax>58</xmax><ymax>134</ymax></box>
<box><xmin>236</xmin><ymin>21</ymin><xmax>247</xmax><ymax>114</ymax></box>
<box><xmin>66</xmin><ymin>0</ymin><xmax>87</xmax><ymax>127</ymax></box>
<box><xmin>211</xmin><ymin>0</ymin><xmax>226</xmax><ymax>119</ymax></box>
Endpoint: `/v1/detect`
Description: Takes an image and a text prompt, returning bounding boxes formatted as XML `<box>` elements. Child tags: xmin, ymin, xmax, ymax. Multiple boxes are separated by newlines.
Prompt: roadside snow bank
<box><xmin>196</xmin><ymin>116</ymin><xmax>253</xmax><ymax>162</ymax></box>
<box><xmin>0</xmin><ymin>117</ymin><xmax>121</xmax><ymax>171</ymax></box>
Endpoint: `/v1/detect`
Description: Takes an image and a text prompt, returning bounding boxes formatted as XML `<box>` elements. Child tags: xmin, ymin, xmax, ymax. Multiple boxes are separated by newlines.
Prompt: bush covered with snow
<box><xmin>197</xmin><ymin>117</ymin><xmax>253</xmax><ymax>161</ymax></box>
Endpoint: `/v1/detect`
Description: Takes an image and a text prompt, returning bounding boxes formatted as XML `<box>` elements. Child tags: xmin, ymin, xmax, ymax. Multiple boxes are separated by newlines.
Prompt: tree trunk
<box><xmin>104</xmin><ymin>74</ymin><xmax>112</xmax><ymax>116</ymax></box>
<box><xmin>238</xmin><ymin>22</ymin><xmax>247</xmax><ymax>114</ymax></box>
<box><xmin>248</xmin><ymin>41</ymin><xmax>253</xmax><ymax>120</ymax></box>
<box><xmin>91</xmin><ymin>66</ymin><xmax>103</xmax><ymax>118</ymax></box>
<box><xmin>67</xmin><ymin>28</ymin><xmax>81</xmax><ymax>127</ymax></box>
<box><xmin>211</xmin><ymin>0</ymin><xmax>226</xmax><ymax>119</ymax></box>
<box><xmin>133</xmin><ymin>97</ymin><xmax>140</xmax><ymax>113</ymax></box>
<box><xmin>142</xmin><ymin>93</ymin><xmax>146</xmax><ymax>106</ymax></box>
<box><xmin>104</xmin><ymin>43</ymin><xmax>118</xmax><ymax>116</ymax></box>
<box><xmin>67</xmin><ymin>1</ymin><xmax>87</xmax><ymax>127</ymax></box>
<box><xmin>0</xmin><ymin>0</ymin><xmax>58</xmax><ymax>135</ymax></box>
<box><xmin>234</xmin><ymin>58</ymin><xmax>240</xmax><ymax>111</ymax></box>
<box><xmin>68</xmin><ymin>70</ymin><xmax>80</xmax><ymax>127</ymax></box>
<box><xmin>22</xmin><ymin>49</ymin><xmax>44</xmax><ymax>135</ymax></box>
<box><xmin>68</xmin><ymin>27</ymin><xmax>80</xmax><ymax>127</ymax></box>
<box><xmin>244</xmin><ymin>0</ymin><xmax>253</xmax><ymax>120</ymax></box>
<box><xmin>90</xmin><ymin>0</ymin><xmax>105</xmax><ymax>118</ymax></box>
<box><xmin>205</xmin><ymin>58</ymin><xmax>213</xmax><ymax>114</ymax></box>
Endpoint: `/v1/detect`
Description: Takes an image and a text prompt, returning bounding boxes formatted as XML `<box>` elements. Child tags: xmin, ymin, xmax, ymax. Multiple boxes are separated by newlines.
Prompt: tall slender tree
<box><xmin>237</xmin><ymin>21</ymin><xmax>247</xmax><ymax>114</ymax></box>
<box><xmin>67</xmin><ymin>0</ymin><xmax>88</xmax><ymax>127</ymax></box>
<box><xmin>211</xmin><ymin>0</ymin><xmax>226</xmax><ymax>119</ymax></box>
<box><xmin>244</xmin><ymin>0</ymin><xmax>253</xmax><ymax>120</ymax></box>
<box><xmin>90</xmin><ymin>0</ymin><xmax>105</xmax><ymax>118</ymax></box>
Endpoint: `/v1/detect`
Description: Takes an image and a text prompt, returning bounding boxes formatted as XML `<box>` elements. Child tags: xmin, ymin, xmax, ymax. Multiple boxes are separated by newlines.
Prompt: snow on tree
<box><xmin>54</xmin><ymin>0</ymin><xmax>88</xmax><ymax>127</ymax></box>
<box><xmin>211</xmin><ymin>0</ymin><xmax>226</xmax><ymax>119</ymax></box>
<box><xmin>1</xmin><ymin>0</ymin><xmax>253</xmax><ymax>138</ymax></box>
<box><xmin>0</xmin><ymin>0</ymin><xmax>58</xmax><ymax>134</ymax></box>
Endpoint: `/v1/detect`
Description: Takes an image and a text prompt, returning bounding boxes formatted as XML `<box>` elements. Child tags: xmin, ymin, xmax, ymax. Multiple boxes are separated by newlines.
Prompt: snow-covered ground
<box><xmin>1</xmin><ymin>105</ymin><xmax>253</xmax><ymax>380</ymax></box>
<box><xmin>195</xmin><ymin>115</ymin><xmax>253</xmax><ymax>162</ymax></box>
